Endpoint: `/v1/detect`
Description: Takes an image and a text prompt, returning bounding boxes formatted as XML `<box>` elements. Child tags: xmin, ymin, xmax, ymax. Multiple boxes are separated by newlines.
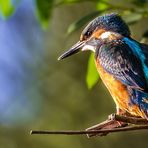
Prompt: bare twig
<box><xmin>30</xmin><ymin>125</ymin><xmax>148</xmax><ymax>135</ymax></box>
<box><xmin>30</xmin><ymin>115</ymin><xmax>148</xmax><ymax>137</ymax></box>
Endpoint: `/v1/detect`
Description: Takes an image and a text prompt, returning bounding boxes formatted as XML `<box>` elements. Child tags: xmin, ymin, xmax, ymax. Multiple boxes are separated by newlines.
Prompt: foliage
<box><xmin>67</xmin><ymin>11</ymin><xmax>102</xmax><ymax>34</ymax></box>
<box><xmin>86</xmin><ymin>53</ymin><xmax>99</xmax><ymax>89</ymax></box>
<box><xmin>0</xmin><ymin>0</ymin><xmax>15</xmax><ymax>19</ymax></box>
<box><xmin>0</xmin><ymin>0</ymin><xmax>147</xmax><ymax>88</ymax></box>
<box><xmin>35</xmin><ymin>0</ymin><xmax>54</xmax><ymax>28</ymax></box>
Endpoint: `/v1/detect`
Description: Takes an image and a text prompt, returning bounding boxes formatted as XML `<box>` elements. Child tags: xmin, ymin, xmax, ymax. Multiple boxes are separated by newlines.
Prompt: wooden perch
<box><xmin>86</xmin><ymin>118</ymin><xmax>126</xmax><ymax>137</ymax></box>
<box><xmin>30</xmin><ymin>114</ymin><xmax>148</xmax><ymax>138</ymax></box>
<box><xmin>113</xmin><ymin>114</ymin><xmax>148</xmax><ymax>124</ymax></box>
<box><xmin>30</xmin><ymin>125</ymin><xmax>148</xmax><ymax>135</ymax></box>
<box><xmin>86</xmin><ymin>114</ymin><xmax>148</xmax><ymax>137</ymax></box>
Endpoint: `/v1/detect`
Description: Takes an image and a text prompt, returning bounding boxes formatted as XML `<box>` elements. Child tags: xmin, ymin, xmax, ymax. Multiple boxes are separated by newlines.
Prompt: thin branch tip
<box><xmin>30</xmin><ymin>130</ymin><xmax>33</xmax><ymax>135</ymax></box>
<box><xmin>30</xmin><ymin>115</ymin><xmax>148</xmax><ymax>137</ymax></box>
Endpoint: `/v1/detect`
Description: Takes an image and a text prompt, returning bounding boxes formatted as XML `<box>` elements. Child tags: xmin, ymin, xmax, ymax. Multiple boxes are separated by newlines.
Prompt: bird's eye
<box><xmin>82</xmin><ymin>31</ymin><xmax>91</xmax><ymax>40</ymax></box>
<box><xmin>85</xmin><ymin>31</ymin><xmax>91</xmax><ymax>37</ymax></box>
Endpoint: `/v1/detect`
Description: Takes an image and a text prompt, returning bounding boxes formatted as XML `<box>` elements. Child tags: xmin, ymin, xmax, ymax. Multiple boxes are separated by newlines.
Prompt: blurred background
<box><xmin>0</xmin><ymin>0</ymin><xmax>148</xmax><ymax>147</ymax></box>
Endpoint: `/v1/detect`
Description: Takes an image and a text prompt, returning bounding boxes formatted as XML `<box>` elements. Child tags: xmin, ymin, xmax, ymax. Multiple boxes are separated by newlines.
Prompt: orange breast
<box><xmin>95</xmin><ymin>60</ymin><xmax>145</xmax><ymax>118</ymax></box>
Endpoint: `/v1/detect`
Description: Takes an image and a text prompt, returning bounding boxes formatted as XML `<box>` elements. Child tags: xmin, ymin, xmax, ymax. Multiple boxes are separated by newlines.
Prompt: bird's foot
<box><xmin>86</xmin><ymin>113</ymin><xmax>128</xmax><ymax>138</ymax></box>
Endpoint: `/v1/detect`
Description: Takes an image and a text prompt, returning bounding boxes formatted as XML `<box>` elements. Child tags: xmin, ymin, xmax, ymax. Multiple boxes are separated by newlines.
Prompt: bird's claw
<box><xmin>86</xmin><ymin>113</ymin><xmax>128</xmax><ymax>138</ymax></box>
<box><xmin>108</xmin><ymin>113</ymin><xmax>116</xmax><ymax>121</ymax></box>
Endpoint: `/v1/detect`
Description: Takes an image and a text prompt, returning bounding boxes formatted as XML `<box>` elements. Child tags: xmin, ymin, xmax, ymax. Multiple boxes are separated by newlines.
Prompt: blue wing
<box><xmin>124</xmin><ymin>38</ymin><xmax>148</xmax><ymax>86</ymax></box>
<box><xmin>134</xmin><ymin>43</ymin><xmax>148</xmax><ymax>117</ymax></box>
<box><xmin>130</xmin><ymin>89</ymin><xmax>148</xmax><ymax>118</ymax></box>
<box><xmin>97</xmin><ymin>38</ymin><xmax>148</xmax><ymax>117</ymax></box>
<box><xmin>97</xmin><ymin>39</ymin><xmax>147</xmax><ymax>91</ymax></box>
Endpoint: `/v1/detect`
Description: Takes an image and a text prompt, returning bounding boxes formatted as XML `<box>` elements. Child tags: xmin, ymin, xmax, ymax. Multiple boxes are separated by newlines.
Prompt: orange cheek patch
<box><xmin>80</xmin><ymin>29</ymin><xmax>106</xmax><ymax>41</ymax></box>
<box><xmin>91</xmin><ymin>29</ymin><xmax>105</xmax><ymax>39</ymax></box>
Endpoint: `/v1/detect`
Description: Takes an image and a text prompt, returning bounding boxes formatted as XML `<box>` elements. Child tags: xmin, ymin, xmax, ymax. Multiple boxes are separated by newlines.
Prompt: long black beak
<box><xmin>58</xmin><ymin>41</ymin><xmax>85</xmax><ymax>60</ymax></box>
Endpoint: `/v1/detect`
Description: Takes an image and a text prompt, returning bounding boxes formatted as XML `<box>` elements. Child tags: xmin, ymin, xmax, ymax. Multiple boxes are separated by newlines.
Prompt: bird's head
<box><xmin>58</xmin><ymin>13</ymin><xmax>130</xmax><ymax>60</ymax></box>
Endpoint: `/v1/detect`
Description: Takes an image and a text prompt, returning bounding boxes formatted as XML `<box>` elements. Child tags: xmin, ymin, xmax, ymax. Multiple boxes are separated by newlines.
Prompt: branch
<box><xmin>85</xmin><ymin>114</ymin><xmax>148</xmax><ymax>137</ymax></box>
<box><xmin>30</xmin><ymin>115</ymin><xmax>148</xmax><ymax>137</ymax></box>
<box><xmin>113</xmin><ymin>114</ymin><xmax>148</xmax><ymax>125</ymax></box>
<box><xmin>30</xmin><ymin>125</ymin><xmax>148</xmax><ymax>135</ymax></box>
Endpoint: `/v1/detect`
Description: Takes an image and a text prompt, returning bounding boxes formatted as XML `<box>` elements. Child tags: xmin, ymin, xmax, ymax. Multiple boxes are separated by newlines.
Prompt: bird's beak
<box><xmin>58</xmin><ymin>38</ymin><xmax>98</xmax><ymax>60</ymax></box>
<box><xmin>58</xmin><ymin>41</ymin><xmax>85</xmax><ymax>60</ymax></box>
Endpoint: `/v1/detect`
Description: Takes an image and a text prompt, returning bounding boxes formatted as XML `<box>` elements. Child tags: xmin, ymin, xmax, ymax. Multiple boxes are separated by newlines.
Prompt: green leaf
<box><xmin>86</xmin><ymin>53</ymin><xmax>99</xmax><ymax>89</ymax></box>
<box><xmin>67</xmin><ymin>11</ymin><xmax>102</xmax><ymax>34</ymax></box>
<box><xmin>35</xmin><ymin>0</ymin><xmax>54</xmax><ymax>29</ymax></box>
<box><xmin>0</xmin><ymin>0</ymin><xmax>15</xmax><ymax>19</ymax></box>
<box><xmin>96</xmin><ymin>1</ymin><xmax>109</xmax><ymax>11</ymax></box>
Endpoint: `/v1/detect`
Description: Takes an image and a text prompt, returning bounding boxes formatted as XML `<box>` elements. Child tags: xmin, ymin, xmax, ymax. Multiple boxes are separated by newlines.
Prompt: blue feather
<box><xmin>129</xmin><ymin>89</ymin><xmax>148</xmax><ymax>116</ymax></box>
<box><xmin>123</xmin><ymin>38</ymin><xmax>148</xmax><ymax>115</ymax></box>
<box><xmin>123</xmin><ymin>38</ymin><xmax>148</xmax><ymax>84</ymax></box>
<box><xmin>98</xmin><ymin>39</ymin><xmax>147</xmax><ymax>90</ymax></box>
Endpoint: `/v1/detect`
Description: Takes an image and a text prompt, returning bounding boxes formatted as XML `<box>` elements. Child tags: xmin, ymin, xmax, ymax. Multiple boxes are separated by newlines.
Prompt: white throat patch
<box><xmin>82</xmin><ymin>45</ymin><xmax>95</xmax><ymax>52</ymax></box>
<box><xmin>100</xmin><ymin>31</ymin><xmax>112</xmax><ymax>39</ymax></box>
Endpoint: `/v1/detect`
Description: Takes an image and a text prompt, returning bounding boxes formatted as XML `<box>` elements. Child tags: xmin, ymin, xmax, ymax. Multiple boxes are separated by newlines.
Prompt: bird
<box><xmin>58</xmin><ymin>13</ymin><xmax>148</xmax><ymax>120</ymax></box>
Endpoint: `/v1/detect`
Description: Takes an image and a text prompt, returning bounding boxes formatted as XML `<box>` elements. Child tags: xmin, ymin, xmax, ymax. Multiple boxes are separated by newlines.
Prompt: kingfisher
<box><xmin>58</xmin><ymin>13</ymin><xmax>148</xmax><ymax>120</ymax></box>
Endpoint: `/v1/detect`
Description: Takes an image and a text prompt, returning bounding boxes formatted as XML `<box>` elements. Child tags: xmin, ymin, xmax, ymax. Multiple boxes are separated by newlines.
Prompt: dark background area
<box><xmin>0</xmin><ymin>0</ymin><xmax>148</xmax><ymax>147</ymax></box>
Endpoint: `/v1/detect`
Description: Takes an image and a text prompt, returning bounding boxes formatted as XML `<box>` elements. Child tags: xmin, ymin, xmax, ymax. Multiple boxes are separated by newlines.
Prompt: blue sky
<box><xmin>0</xmin><ymin>0</ymin><xmax>44</xmax><ymax>126</ymax></box>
